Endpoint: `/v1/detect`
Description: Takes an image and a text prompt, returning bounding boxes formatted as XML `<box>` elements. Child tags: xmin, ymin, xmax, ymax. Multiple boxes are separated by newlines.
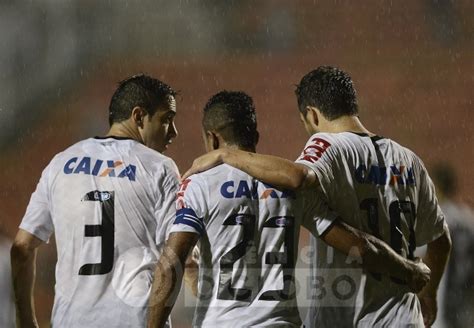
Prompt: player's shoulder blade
<box><xmin>381</xmin><ymin>137</ymin><xmax>422</xmax><ymax>167</ymax></box>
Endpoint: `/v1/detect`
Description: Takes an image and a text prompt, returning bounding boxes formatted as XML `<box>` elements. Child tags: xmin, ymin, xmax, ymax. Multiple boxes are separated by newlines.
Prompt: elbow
<box><xmin>150</xmin><ymin>261</ymin><xmax>179</xmax><ymax>302</ymax></box>
<box><xmin>11</xmin><ymin>240</ymin><xmax>34</xmax><ymax>263</ymax></box>
<box><xmin>439</xmin><ymin>226</ymin><xmax>452</xmax><ymax>254</ymax></box>
<box><xmin>288</xmin><ymin>165</ymin><xmax>311</xmax><ymax>191</ymax></box>
<box><xmin>10</xmin><ymin>230</ymin><xmax>42</xmax><ymax>263</ymax></box>
<box><xmin>157</xmin><ymin>249</ymin><xmax>184</xmax><ymax>286</ymax></box>
<box><xmin>426</xmin><ymin>226</ymin><xmax>452</xmax><ymax>260</ymax></box>
<box><xmin>287</xmin><ymin>179</ymin><xmax>304</xmax><ymax>191</ymax></box>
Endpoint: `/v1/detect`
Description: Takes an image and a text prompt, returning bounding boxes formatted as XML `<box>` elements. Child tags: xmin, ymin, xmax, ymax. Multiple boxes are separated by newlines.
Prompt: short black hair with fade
<box><xmin>108</xmin><ymin>74</ymin><xmax>177</xmax><ymax>126</ymax></box>
<box><xmin>295</xmin><ymin>66</ymin><xmax>358</xmax><ymax>120</ymax></box>
<box><xmin>203</xmin><ymin>91</ymin><xmax>258</xmax><ymax>150</ymax></box>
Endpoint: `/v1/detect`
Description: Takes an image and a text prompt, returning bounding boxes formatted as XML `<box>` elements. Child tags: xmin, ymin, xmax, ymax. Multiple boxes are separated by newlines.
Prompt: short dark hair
<box><xmin>108</xmin><ymin>74</ymin><xmax>177</xmax><ymax>126</ymax></box>
<box><xmin>295</xmin><ymin>66</ymin><xmax>358</xmax><ymax>120</ymax></box>
<box><xmin>203</xmin><ymin>91</ymin><xmax>258</xmax><ymax>149</ymax></box>
<box><xmin>432</xmin><ymin>163</ymin><xmax>457</xmax><ymax>198</ymax></box>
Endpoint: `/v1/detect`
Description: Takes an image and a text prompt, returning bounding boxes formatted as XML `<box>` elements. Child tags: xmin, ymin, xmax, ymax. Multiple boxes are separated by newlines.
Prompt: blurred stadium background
<box><xmin>0</xmin><ymin>1</ymin><xmax>472</xmax><ymax>327</ymax></box>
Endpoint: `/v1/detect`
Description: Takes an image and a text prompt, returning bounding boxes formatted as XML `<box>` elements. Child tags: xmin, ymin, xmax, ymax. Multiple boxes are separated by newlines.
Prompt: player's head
<box><xmin>202</xmin><ymin>91</ymin><xmax>259</xmax><ymax>152</ymax></box>
<box><xmin>295</xmin><ymin>66</ymin><xmax>359</xmax><ymax>134</ymax></box>
<box><xmin>108</xmin><ymin>74</ymin><xmax>178</xmax><ymax>152</ymax></box>
<box><xmin>431</xmin><ymin>163</ymin><xmax>457</xmax><ymax>201</ymax></box>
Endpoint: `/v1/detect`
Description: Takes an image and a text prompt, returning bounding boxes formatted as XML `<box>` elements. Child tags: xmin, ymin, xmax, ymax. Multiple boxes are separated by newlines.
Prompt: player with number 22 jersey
<box><xmin>172</xmin><ymin>163</ymin><xmax>332</xmax><ymax>327</ymax></box>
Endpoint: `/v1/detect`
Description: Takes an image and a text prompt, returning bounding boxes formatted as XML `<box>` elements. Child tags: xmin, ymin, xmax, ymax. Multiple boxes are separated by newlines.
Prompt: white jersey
<box><xmin>171</xmin><ymin>164</ymin><xmax>336</xmax><ymax>327</ymax></box>
<box><xmin>296</xmin><ymin>132</ymin><xmax>446</xmax><ymax>328</ymax></box>
<box><xmin>19</xmin><ymin>136</ymin><xmax>179</xmax><ymax>328</ymax></box>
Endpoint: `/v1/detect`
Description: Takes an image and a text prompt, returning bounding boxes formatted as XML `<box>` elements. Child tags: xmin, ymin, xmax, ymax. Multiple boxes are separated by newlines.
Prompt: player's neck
<box><xmin>322</xmin><ymin>115</ymin><xmax>374</xmax><ymax>136</ymax></box>
<box><xmin>106</xmin><ymin>121</ymin><xmax>142</xmax><ymax>141</ymax></box>
<box><xmin>218</xmin><ymin>143</ymin><xmax>256</xmax><ymax>153</ymax></box>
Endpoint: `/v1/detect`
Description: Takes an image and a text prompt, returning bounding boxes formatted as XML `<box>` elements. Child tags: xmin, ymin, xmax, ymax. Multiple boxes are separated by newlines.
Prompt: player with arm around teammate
<box><xmin>184</xmin><ymin>67</ymin><xmax>451</xmax><ymax>327</ymax></box>
<box><xmin>10</xmin><ymin>74</ymin><xmax>181</xmax><ymax>328</ymax></box>
<box><xmin>148</xmin><ymin>91</ymin><xmax>430</xmax><ymax>328</ymax></box>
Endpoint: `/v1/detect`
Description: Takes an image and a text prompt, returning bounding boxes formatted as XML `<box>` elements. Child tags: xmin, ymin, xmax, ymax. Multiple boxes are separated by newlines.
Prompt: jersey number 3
<box><xmin>78</xmin><ymin>190</ymin><xmax>115</xmax><ymax>275</ymax></box>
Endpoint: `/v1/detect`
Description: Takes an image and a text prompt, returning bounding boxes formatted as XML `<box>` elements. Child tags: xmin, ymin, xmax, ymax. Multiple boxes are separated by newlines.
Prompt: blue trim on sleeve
<box><xmin>177</xmin><ymin>208</ymin><xmax>201</xmax><ymax>219</ymax></box>
<box><xmin>174</xmin><ymin>208</ymin><xmax>205</xmax><ymax>235</ymax></box>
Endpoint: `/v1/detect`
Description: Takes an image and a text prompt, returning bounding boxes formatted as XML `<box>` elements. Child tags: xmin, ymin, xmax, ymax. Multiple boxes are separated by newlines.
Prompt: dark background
<box><xmin>0</xmin><ymin>1</ymin><xmax>472</xmax><ymax>327</ymax></box>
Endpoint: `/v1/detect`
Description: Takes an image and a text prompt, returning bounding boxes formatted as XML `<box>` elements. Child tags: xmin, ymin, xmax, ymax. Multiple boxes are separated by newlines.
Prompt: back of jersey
<box><xmin>172</xmin><ymin>164</ymin><xmax>331</xmax><ymax>327</ymax></box>
<box><xmin>296</xmin><ymin>132</ymin><xmax>446</xmax><ymax>327</ymax></box>
<box><xmin>19</xmin><ymin>137</ymin><xmax>179</xmax><ymax>328</ymax></box>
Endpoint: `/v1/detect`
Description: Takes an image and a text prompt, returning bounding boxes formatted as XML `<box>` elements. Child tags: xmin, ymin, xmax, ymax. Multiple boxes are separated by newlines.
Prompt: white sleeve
<box><xmin>301</xmin><ymin>188</ymin><xmax>338</xmax><ymax>237</ymax></box>
<box><xmin>19</xmin><ymin>164</ymin><xmax>54</xmax><ymax>242</ymax></box>
<box><xmin>295</xmin><ymin>134</ymin><xmax>336</xmax><ymax>197</ymax></box>
<box><xmin>170</xmin><ymin>176</ymin><xmax>207</xmax><ymax>236</ymax></box>
<box><xmin>415</xmin><ymin>161</ymin><xmax>447</xmax><ymax>246</ymax></box>
<box><xmin>154</xmin><ymin>159</ymin><xmax>180</xmax><ymax>246</ymax></box>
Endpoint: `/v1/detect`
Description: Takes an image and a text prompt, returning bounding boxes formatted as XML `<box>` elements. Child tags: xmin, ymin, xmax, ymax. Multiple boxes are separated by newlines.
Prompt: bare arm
<box><xmin>183</xmin><ymin>247</ymin><xmax>199</xmax><ymax>297</ymax></box>
<box><xmin>321</xmin><ymin>220</ymin><xmax>431</xmax><ymax>292</ymax></box>
<box><xmin>147</xmin><ymin>232</ymin><xmax>199</xmax><ymax>328</ymax></box>
<box><xmin>10</xmin><ymin>229</ymin><xmax>43</xmax><ymax>328</ymax></box>
<box><xmin>182</xmin><ymin>149</ymin><xmax>317</xmax><ymax>190</ymax></box>
<box><xmin>418</xmin><ymin>226</ymin><xmax>451</xmax><ymax>327</ymax></box>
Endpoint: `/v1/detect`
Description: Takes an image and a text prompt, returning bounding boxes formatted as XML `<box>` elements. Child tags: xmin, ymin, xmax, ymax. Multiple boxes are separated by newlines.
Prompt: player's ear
<box><xmin>204</xmin><ymin>130</ymin><xmax>219</xmax><ymax>151</ymax></box>
<box><xmin>307</xmin><ymin>106</ymin><xmax>319</xmax><ymax>126</ymax></box>
<box><xmin>211</xmin><ymin>132</ymin><xmax>219</xmax><ymax>150</ymax></box>
<box><xmin>131</xmin><ymin>106</ymin><xmax>146</xmax><ymax>128</ymax></box>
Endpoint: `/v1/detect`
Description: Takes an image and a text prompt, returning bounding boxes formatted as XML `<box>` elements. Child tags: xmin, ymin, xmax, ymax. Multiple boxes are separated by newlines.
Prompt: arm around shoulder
<box><xmin>183</xmin><ymin>148</ymin><xmax>318</xmax><ymax>190</ymax></box>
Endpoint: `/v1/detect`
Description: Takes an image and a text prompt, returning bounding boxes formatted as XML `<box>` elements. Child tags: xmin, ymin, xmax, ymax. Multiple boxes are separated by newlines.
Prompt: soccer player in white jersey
<box><xmin>183</xmin><ymin>67</ymin><xmax>452</xmax><ymax>327</ymax></box>
<box><xmin>10</xmin><ymin>74</ymin><xmax>180</xmax><ymax>328</ymax></box>
<box><xmin>148</xmin><ymin>91</ymin><xmax>430</xmax><ymax>328</ymax></box>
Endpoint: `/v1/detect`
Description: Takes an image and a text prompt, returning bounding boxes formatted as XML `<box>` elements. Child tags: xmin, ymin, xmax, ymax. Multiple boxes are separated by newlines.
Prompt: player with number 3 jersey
<box><xmin>11</xmin><ymin>75</ymin><xmax>180</xmax><ymax>328</ymax></box>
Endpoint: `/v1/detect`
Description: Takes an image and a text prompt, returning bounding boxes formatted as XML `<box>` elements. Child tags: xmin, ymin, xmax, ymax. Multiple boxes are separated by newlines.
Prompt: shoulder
<box><xmin>305</xmin><ymin>132</ymin><xmax>336</xmax><ymax>144</ymax></box>
<box><xmin>43</xmin><ymin>139</ymin><xmax>92</xmax><ymax>170</ymax></box>
<box><xmin>299</xmin><ymin>133</ymin><xmax>340</xmax><ymax>163</ymax></box>
<box><xmin>186</xmin><ymin>164</ymin><xmax>228</xmax><ymax>185</ymax></box>
<box><xmin>155</xmin><ymin>156</ymin><xmax>180</xmax><ymax>185</ymax></box>
<box><xmin>388</xmin><ymin>138</ymin><xmax>417</xmax><ymax>156</ymax></box>
<box><xmin>388</xmin><ymin>139</ymin><xmax>425</xmax><ymax>168</ymax></box>
<box><xmin>192</xmin><ymin>163</ymin><xmax>249</xmax><ymax>179</ymax></box>
<box><xmin>131</xmin><ymin>143</ymin><xmax>180</xmax><ymax>177</ymax></box>
<box><xmin>186</xmin><ymin>164</ymin><xmax>250</xmax><ymax>189</ymax></box>
<box><xmin>303</xmin><ymin>132</ymin><xmax>353</xmax><ymax>151</ymax></box>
